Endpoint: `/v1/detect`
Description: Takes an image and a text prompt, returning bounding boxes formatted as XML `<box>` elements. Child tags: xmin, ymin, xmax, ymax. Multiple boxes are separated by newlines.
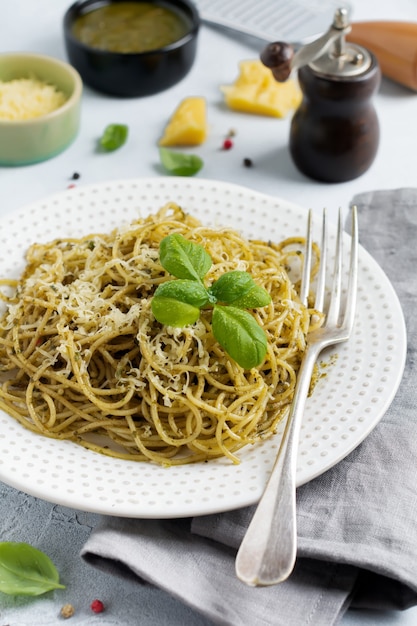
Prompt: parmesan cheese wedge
<box><xmin>159</xmin><ymin>96</ymin><xmax>208</xmax><ymax>146</ymax></box>
<box><xmin>221</xmin><ymin>60</ymin><xmax>301</xmax><ymax>118</ymax></box>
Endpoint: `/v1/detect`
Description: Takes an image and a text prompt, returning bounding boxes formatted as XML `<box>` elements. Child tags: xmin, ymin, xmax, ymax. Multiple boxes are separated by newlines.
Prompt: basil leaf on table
<box><xmin>212</xmin><ymin>305</ymin><xmax>268</xmax><ymax>369</ymax></box>
<box><xmin>100</xmin><ymin>124</ymin><xmax>128</xmax><ymax>151</ymax></box>
<box><xmin>0</xmin><ymin>542</ymin><xmax>65</xmax><ymax>596</ymax></box>
<box><xmin>159</xmin><ymin>147</ymin><xmax>203</xmax><ymax>176</ymax></box>
<box><xmin>159</xmin><ymin>233</ymin><xmax>212</xmax><ymax>281</ymax></box>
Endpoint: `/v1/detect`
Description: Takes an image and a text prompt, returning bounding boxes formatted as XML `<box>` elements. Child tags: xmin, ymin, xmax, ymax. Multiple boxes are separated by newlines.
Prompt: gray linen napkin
<box><xmin>82</xmin><ymin>188</ymin><xmax>417</xmax><ymax>626</ymax></box>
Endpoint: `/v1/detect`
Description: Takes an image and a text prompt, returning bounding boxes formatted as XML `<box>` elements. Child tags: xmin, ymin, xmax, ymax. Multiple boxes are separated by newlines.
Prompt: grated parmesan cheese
<box><xmin>0</xmin><ymin>77</ymin><xmax>67</xmax><ymax>121</ymax></box>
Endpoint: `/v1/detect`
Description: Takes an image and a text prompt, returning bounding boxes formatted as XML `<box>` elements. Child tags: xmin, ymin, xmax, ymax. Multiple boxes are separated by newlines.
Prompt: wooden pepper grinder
<box><xmin>261</xmin><ymin>8</ymin><xmax>381</xmax><ymax>183</ymax></box>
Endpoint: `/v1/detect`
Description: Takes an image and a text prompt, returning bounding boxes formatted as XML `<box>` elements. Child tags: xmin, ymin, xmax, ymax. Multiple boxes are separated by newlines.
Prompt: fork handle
<box><xmin>235</xmin><ymin>345</ymin><xmax>320</xmax><ymax>586</ymax></box>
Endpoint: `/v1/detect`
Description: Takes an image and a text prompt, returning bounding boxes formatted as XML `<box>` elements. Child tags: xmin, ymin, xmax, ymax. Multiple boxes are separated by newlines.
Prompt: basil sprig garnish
<box><xmin>151</xmin><ymin>233</ymin><xmax>271</xmax><ymax>369</ymax></box>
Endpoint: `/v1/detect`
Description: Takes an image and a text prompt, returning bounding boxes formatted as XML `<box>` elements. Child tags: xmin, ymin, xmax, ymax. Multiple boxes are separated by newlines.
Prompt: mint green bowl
<box><xmin>0</xmin><ymin>52</ymin><xmax>82</xmax><ymax>166</ymax></box>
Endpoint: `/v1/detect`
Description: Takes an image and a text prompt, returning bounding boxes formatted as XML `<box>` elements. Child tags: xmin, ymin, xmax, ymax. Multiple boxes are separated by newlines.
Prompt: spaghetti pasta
<box><xmin>0</xmin><ymin>203</ymin><xmax>322</xmax><ymax>465</ymax></box>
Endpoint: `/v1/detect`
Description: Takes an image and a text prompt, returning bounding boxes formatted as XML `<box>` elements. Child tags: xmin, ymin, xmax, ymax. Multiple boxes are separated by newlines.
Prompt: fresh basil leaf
<box><xmin>160</xmin><ymin>233</ymin><xmax>212</xmax><ymax>281</ymax></box>
<box><xmin>209</xmin><ymin>271</ymin><xmax>257</xmax><ymax>303</ymax></box>
<box><xmin>154</xmin><ymin>279</ymin><xmax>209</xmax><ymax>307</ymax></box>
<box><xmin>212</xmin><ymin>305</ymin><xmax>268</xmax><ymax>369</ymax></box>
<box><xmin>209</xmin><ymin>271</ymin><xmax>271</xmax><ymax>308</ymax></box>
<box><xmin>227</xmin><ymin>283</ymin><xmax>271</xmax><ymax>309</ymax></box>
<box><xmin>159</xmin><ymin>147</ymin><xmax>203</xmax><ymax>176</ymax></box>
<box><xmin>152</xmin><ymin>296</ymin><xmax>200</xmax><ymax>327</ymax></box>
<box><xmin>100</xmin><ymin>124</ymin><xmax>128</xmax><ymax>151</ymax></box>
<box><xmin>0</xmin><ymin>542</ymin><xmax>65</xmax><ymax>596</ymax></box>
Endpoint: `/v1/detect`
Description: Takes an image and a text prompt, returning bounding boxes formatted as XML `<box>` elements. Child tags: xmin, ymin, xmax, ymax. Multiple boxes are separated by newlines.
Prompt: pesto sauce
<box><xmin>72</xmin><ymin>2</ymin><xmax>191</xmax><ymax>53</ymax></box>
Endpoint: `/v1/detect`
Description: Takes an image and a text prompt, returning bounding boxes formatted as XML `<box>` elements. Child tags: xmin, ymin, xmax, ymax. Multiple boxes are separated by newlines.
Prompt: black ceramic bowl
<box><xmin>63</xmin><ymin>0</ymin><xmax>200</xmax><ymax>97</ymax></box>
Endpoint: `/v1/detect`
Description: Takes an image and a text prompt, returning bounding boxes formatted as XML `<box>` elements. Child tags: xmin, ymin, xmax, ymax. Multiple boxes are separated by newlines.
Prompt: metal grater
<box><xmin>193</xmin><ymin>0</ymin><xmax>352</xmax><ymax>44</ymax></box>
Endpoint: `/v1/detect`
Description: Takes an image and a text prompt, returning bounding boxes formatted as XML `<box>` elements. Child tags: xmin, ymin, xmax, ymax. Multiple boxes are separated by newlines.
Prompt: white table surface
<box><xmin>1</xmin><ymin>1</ymin><xmax>417</xmax><ymax>624</ymax></box>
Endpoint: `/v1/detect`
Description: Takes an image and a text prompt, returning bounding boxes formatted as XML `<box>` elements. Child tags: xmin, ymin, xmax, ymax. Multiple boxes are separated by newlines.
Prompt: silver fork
<box><xmin>235</xmin><ymin>206</ymin><xmax>358</xmax><ymax>586</ymax></box>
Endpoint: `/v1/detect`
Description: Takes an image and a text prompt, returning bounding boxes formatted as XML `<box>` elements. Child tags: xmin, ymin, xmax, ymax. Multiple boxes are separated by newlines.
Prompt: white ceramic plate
<box><xmin>0</xmin><ymin>178</ymin><xmax>406</xmax><ymax>518</ymax></box>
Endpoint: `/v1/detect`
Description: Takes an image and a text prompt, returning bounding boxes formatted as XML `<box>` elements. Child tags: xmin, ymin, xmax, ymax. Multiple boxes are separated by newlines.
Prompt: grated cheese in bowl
<box><xmin>0</xmin><ymin>77</ymin><xmax>67</xmax><ymax>121</ymax></box>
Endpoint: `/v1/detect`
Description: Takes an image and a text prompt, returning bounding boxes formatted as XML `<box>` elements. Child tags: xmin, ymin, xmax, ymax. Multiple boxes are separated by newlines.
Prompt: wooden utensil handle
<box><xmin>348</xmin><ymin>21</ymin><xmax>417</xmax><ymax>91</ymax></box>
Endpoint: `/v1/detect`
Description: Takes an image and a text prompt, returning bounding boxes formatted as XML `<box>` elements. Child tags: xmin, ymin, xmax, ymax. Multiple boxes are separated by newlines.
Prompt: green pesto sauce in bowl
<box><xmin>72</xmin><ymin>2</ymin><xmax>191</xmax><ymax>53</ymax></box>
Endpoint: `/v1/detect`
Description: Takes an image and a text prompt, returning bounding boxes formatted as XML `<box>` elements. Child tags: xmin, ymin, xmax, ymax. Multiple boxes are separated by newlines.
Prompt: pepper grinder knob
<box><xmin>261</xmin><ymin>8</ymin><xmax>381</xmax><ymax>183</ymax></box>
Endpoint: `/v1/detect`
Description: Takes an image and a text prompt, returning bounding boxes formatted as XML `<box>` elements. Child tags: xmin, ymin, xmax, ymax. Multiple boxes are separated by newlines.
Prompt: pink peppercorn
<box><xmin>222</xmin><ymin>138</ymin><xmax>233</xmax><ymax>150</ymax></box>
<box><xmin>90</xmin><ymin>599</ymin><xmax>105</xmax><ymax>613</ymax></box>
